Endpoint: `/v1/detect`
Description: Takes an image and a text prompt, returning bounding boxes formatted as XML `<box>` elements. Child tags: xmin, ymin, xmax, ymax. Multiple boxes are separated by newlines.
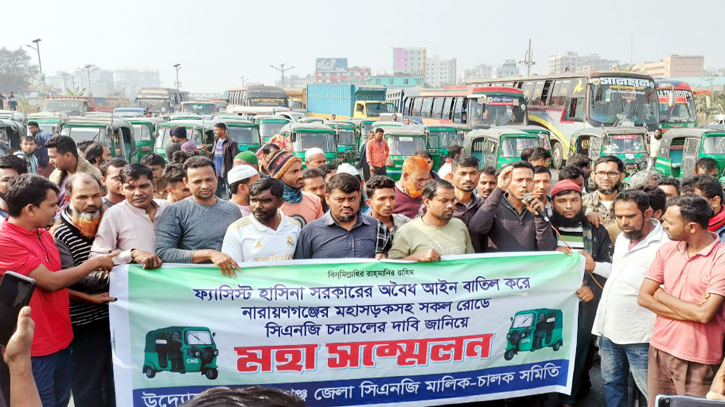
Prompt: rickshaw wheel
<box><xmin>552</xmin><ymin>142</ymin><xmax>563</xmax><ymax>169</ymax></box>
<box><xmin>504</xmin><ymin>349</ymin><xmax>516</xmax><ymax>361</ymax></box>
<box><xmin>553</xmin><ymin>340</ymin><xmax>562</xmax><ymax>351</ymax></box>
<box><xmin>144</xmin><ymin>366</ymin><xmax>155</xmax><ymax>378</ymax></box>
<box><xmin>204</xmin><ymin>368</ymin><xmax>218</xmax><ymax>380</ymax></box>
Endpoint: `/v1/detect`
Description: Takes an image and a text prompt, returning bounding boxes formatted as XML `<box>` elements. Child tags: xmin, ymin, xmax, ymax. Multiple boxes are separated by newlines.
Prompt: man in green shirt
<box><xmin>389</xmin><ymin>179</ymin><xmax>474</xmax><ymax>261</ymax></box>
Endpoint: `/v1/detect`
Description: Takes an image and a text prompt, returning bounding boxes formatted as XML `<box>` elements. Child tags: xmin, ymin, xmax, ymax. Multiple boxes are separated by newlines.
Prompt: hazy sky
<box><xmin>4</xmin><ymin>0</ymin><xmax>721</xmax><ymax>92</ymax></box>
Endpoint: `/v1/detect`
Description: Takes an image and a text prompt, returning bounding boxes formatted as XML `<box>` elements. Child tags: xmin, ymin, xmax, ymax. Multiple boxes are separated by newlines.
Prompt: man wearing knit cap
<box><xmin>227</xmin><ymin>165</ymin><xmax>260</xmax><ymax>217</ymax></box>
<box><xmin>304</xmin><ymin>148</ymin><xmax>327</xmax><ymax>169</ymax></box>
<box><xmin>234</xmin><ymin>151</ymin><xmax>259</xmax><ymax>170</ymax></box>
<box><xmin>549</xmin><ymin>179</ymin><xmax>611</xmax><ymax>407</ymax></box>
<box><xmin>165</xmin><ymin>127</ymin><xmax>184</xmax><ymax>159</ymax></box>
<box><xmin>266</xmin><ymin>150</ymin><xmax>324</xmax><ymax>226</ymax></box>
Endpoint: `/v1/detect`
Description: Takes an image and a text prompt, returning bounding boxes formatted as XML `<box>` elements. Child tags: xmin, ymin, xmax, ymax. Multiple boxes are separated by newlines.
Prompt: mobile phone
<box><xmin>0</xmin><ymin>271</ymin><xmax>36</xmax><ymax>347</ymax></box>
<box><xmin>656</xmin><ymin>395</ymin><xmax>725</xmax><ymax>406</ymax></box>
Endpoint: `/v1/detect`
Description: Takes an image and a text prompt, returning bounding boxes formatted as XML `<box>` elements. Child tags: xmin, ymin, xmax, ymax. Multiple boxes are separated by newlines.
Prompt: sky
<box><xmin>3</xmin><ymin>0</ymin><xmax>722</xmax><ymax>93</ymax></box>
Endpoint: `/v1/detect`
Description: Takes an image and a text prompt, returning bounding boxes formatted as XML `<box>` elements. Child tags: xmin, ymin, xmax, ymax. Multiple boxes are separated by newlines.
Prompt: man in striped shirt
<box><xmin>550</xmin><ymin>179</ymin><xmax>612</xmax><ymax>407</ymax></box>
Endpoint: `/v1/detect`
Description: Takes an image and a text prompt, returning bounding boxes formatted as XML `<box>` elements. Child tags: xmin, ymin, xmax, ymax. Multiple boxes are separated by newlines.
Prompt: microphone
<box><xmin>523</xmin><ymin>193</ymin><xmax>551</xmax><ymax>223</ymax></box>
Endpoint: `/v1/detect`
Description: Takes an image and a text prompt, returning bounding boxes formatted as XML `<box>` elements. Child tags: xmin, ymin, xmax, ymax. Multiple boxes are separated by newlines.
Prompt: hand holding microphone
<box><xmin>523</xmin><ymin>193</ymin><xmax>551</xmax><ymax>223</ymax></box>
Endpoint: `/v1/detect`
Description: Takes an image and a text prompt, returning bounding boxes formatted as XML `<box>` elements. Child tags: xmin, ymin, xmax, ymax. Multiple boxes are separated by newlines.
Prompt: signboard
<box><xmin>657</xmin><ymin>89</ymin><xmax>690</xmax><ymax>105</ymax></box>
<box><xmin>110</xmin><ymin>253</ymin><xmax>582</xmax><ymax>406</ymax></box>
<box><xmin>316</xmin><ymin>58</ymin><xmax>349</xmax><ymax>73</ymax></box>
<box><xmin>486</xmin><ymin>96</ymin><xmax>519</xmax><ymax>106</ymax></box>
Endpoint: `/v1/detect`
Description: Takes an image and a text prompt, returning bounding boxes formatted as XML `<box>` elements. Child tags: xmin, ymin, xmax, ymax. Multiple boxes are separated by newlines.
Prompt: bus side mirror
<box><xmin>510</xmin><ymin>317</ymin><xmax>514</xmax><ymax>321</ymax></box>
<box><xmin>212</xmin><ymin>332</ymin><xmax>216</xmax><ymax>337</ymax></box>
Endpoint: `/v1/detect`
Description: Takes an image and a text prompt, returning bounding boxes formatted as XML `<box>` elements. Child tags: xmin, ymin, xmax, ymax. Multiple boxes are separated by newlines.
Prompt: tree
<box><xmin>0</xmin><ymin>47</ymin><xmax>38</xmax><ymax>93</ymax></box>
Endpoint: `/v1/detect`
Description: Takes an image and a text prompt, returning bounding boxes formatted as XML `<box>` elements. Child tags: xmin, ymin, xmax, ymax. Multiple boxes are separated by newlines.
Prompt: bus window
<box><xmin>540</xmin><ymin>80</ymin><xmax>553</xmax><ymax>106</ymax></box>
<box><xmin>461</xmin><ymin>99</ymin><xmax>469</xmax><ymax>124</ymax></box>
<box><xmin>531</xmin><ymin>81</ymin><xmax>545</xmax><ymax>105</ymax></box>
<box><xmin>413</xmin><ymin>97</ymin><xmax>423</xmax><ymax>116</ymax></box>
<box><xmin>432</xmin><ymin>98</ymin><xmax>444</xmax><ymax>119</ymax></box>
<box><xmin>403</xmin><ymin>98</ymin><xmax>412</xmax><ymax>116</ymax></box>
<box><xmin>422</xmin><ymin>97</ymin><xmax>433</xmax><ymax>118</ymax></box>
<box><xmin>566</xmin><ymin>98</ymin><xmax>585</xmax><ymax>121</ymax></box>
<box><xmin>453</xmin><ymin>97</ymin><xmax>463</xmax><ymax>123</ymax></box>
<box><xmin>442</xmin><ymin>98</ymin><xmax>453</xmax><ymax>121</ymax></box>
<box><xmin>553</xmin><ymin>79</ymin><xmax>572</xmax><ymax>108</ymax></box>
<box><xmin>549</xmin><ymin>81</ymin><xmax>563</xmax><ymax>107</ymax></box>
<box><xmin>522</xmin><ymin>81</ymin><xmax>535</xmax><ymax>101</ymax></box>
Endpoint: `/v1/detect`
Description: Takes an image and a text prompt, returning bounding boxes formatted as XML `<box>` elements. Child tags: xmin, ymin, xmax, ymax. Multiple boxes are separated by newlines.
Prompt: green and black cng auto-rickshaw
<box><xmin>504</xmin><ymin>308</ymin><xmax>563</xmax><ymax>361</ymax></box>
<box><xmin>463</xmin><ymin>128</ymin><xmax>541</xmax><ymax>169</ymax></box>
<box><xmin>652</xmin><ymin>127</ymin><xmax>725</xmax><ymax>178</ymax></box>
<box><xmin>142</xmin><ymin>326</ymin><xmax>219</xmax><ymax>380</ymax></box>
<box><xmin>252</xmin><ymin>115</ymin><xmax>290</xmax><ymax>143</ymax></box>
<box><xmin>384</xmin><ymin>127</ymin><xmax>428</xmax><ymax>181</ymax></box>
<box><xmin>154</xmin><ymin>120</ymin><xmax>212</xmax><ymax>161</ymax></box>
<box><xmin>569</xmin><ymin>127</ymin><xmax>648</xmax><ymax>176</ymax></box>
<box><xmin>0</xmin><ymin>119</ymin><xmax>25</xmax><ymax>153</ymax></box>
<box><xmin>349</xmin><ymin>118</ymin><xmax>376</xmax><ymax>149</ymax></box>
<box><xmin>127</xmin><ymin>117</ymin><xmax>163</xmax><ymax>162</ymax></box>
<box><xmin>281</xmin><ymin>123</ymin><xmax>342</xmax><ymax>167</ymax></box>
<box><xmin>503</xmin><ymin>125</ymin><xmax>553</xmax><ymax>159</ymax></box>
<box><xmin>409</xmin><ymin>124</ymin><xmax>459</xmax><ymax>171</ymax></box>
<box><xmin>328</xmin><ymin>121</ymin><xmax>358</xmax><ymax>164</ymax></box>
<box><xmin>25</xmin><ymin>113</ymin><xmax>63</xmax><ymax>137</ymax></box>
<box><xmin>59</xmin><ymin>117</ymin><xmax>136</xmax><ymax>162</ymax></box>
<box><xmin>449</xmin><ymin>123</ymin><xmax>472</xmax><ymax>146</ymax></box>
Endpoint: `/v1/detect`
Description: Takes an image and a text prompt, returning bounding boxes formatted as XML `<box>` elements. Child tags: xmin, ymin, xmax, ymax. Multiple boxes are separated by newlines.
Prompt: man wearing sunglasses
<box><xmin>583</xmin><ymin>155</ymin><xmax>626</xmax><ymax>246</ymax></box>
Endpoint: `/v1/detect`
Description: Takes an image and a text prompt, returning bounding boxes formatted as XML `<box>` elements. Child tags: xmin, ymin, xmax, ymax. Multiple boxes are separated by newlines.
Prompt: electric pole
<box><xmin>173</xmin><ymin>63</ymin><xmax>182</xmax><ymax>89</ymax></box>
<box><xmin>240</xmin><ymin>76</ymin><xmax>246</xmax><ymax>87</ymax></box>
<box><xmin>79</xmin><ymin>65</ymin><xmax>99</xmax><ymax>96</ymax></box>
<box><xmin>270</xmin><ymin>63</ymin><xmax>294</xmax><ymax>88</ymax></box>
<box><xmin>519</xmin><ymin>39</ymin><xmax>536</xmax><ymax>76</ymax></box>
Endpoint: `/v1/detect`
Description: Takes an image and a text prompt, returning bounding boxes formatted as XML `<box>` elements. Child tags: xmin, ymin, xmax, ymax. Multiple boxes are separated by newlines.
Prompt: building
<box><xmin>460</xmin><ymin>64</ymin><xmax>493</xmax><ymax>83</ymax></box>
<box><xmin>425</xmin><ymin>55</ymin><xmax>456</xmax><ymax>87</ymax></box>
<box><xmin>313</xmin><ymin>58</ymin><xmax>371</xmax><ymax>84</ymax></box>
<box><xmin>393</xmin><ymin>47</ymin><xmax>426</xmax><ymax>75</ymax></box>
<box><xmin>493</xmin><ymin>60</ymin><xmax>519</xmax><ymax>78</ymax></box>
<box><xmin>634</xmin><ymin>55</ymin><xmax>705</xmax><ymax>78</ymax></box>
<box><xmin>113</xmin><ymin>70</ymin><xmax>162</xmax><ymax>99</ymax></box>
<box><xmin>366</xmin><ymin>74</ymin><xmax>425</xmax><ymax>89</ymax></box>
<box><xmin>548</xmin><ymin>52</ymin><xmax>618</xmax><ymax>74</ymax></box>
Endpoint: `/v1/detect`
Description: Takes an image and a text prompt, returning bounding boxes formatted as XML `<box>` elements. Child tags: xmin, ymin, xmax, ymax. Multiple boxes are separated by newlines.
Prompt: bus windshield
<box><xmin>182</xmin><ymin>103</ymin><xmax>216</xmax><ymax>115</ymax></box>
<box><xmin>137</xmin><ymin>98</ymin><xmax>171</xmax><ymax>112</ymax></box>
<box><xmin>389</xmin><ymin>136</ymin><xmax>427</xmax><ymax>156</ymax></box>
<box><xmin>658</xmin><ymin>90</ymin><xmax>697</xmax><ymax>124</ymax></box>
<box><xmin>428</xmin><ymin>130</ymin><xmax>459</xmax><ymax>149</ymax></box>
<box><xmin>60</xmin><ymin>126</ymin><xmax>104</xmax><ymax>142</ymax></box>
<box><xmin>512</xmin><ymin>313</ymin><xmax>535</xmax><ymax>328</ymax></box>
<box><xmin>702</xmin><ymin>135</ymin><xmax>725</xmax><ymax>155</ymax></box>
<box><xmin>500</xmin><ymin>137</ymin><xmax>539</xmax><ymax>158</ymax></box>
<box><xmin>185</xmin><ymin>330</ymin><xmax>213</xmax><ymax>345</ymax></box>
<box><xmin>590</xmin><ymin>77</ymin><xmax>659</xmax><ymax>128</ymax></box>
<box><xmin>259</xmin><ymin>122</ymin><xmax>287</xmax><ymax>141</ymax></box>
<box><xmin>41</xmin><ymin>100</ymin><xmax>84</xmax><ymax>115</ymax></box>
<box><xmin>249</xmin><ymin>98</ymin><xmax>286</xmax><ymax>107</ymax></box>
<box><xmin>366</xmin><ymin>102</ymin><xmax>396</xmax><ymax>117</ymax></box>
<box><xmin>298</xmin><ymin>132</ymin><xmax>337</xmax><ymax>153</ymax></box>
<box><xmin>469</xmin><ymin>99</ymin><xmax>526</xmax><ymax>127</ymax></box>
<box><xmin>228</xmin><ymin>127</ymin><xmax>260</xmax><ymax>145</ymax></box>
<box><xmin>337</xmin><ymin>130</ymin><xmax>356</xmax><ymax>146</ymax></box>
<box><xmin>602</xmin><ymin>134</ymin><xmax>646</xmax><ymax>155</ymax></box>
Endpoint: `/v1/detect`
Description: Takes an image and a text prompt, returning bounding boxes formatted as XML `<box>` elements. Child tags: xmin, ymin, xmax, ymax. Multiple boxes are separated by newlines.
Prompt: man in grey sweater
<box><xmin>469</xmin><ymin>161</ymin><xmax>557</xmax><ymax>252</ymax></box>
<box><xmin>156</xmin><ymin>156</ymin><xmax>242</xmax><ymax>276</ymax></box>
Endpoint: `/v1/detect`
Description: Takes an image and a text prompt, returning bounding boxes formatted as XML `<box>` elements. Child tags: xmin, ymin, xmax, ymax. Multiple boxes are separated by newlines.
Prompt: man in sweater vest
<box><xmin>393</xmin><ymin>156</ymin><xmax>431</xmax><ymax>219</ymax></box>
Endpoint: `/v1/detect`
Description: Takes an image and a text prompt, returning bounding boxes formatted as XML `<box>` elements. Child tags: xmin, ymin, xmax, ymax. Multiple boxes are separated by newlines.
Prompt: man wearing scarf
<box><xmin>393</xmin><ymin>156</ymin><xmax>431</xmax><ymax>219</ymax></box>
<box><xmin>680</xmin><ymin>174</ymin><xmax>725</xmax><ymax>242</ymax></box>
<box><xmin>266</xmin><ymin>150</ymin><xmax>323</xmax><ymax>226</ymax></box>
<box><xmin>51</xmin><ymin>173</ymin><xmax>116</xmax><ymax>407</ymax></box>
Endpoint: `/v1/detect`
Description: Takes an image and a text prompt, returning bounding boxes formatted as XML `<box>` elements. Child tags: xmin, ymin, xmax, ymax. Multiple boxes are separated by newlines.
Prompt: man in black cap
<box><xmin>165</xmin><ymin>126</ymin><xmax>184</xmax><ymax>160</ymax></box>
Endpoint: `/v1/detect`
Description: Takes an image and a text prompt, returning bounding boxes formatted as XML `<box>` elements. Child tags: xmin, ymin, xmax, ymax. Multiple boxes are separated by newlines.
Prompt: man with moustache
<box><xmin>52</xmin><ymin>173</ymin><xmax>117</xmax><ymax>407</ymax></box>
<box><xmin>592</xmin><ymin>190</ymin><xmax>668</xmax><ymax>407</ymax></box>
<box><xmin>476</xmin><ymin>166</ymin><xmax>497</xmax><ymax>199</ymax></box>
<box><xmin>302</xmin><ymin>167</ymin><xmax>328</xmax><ymax>213</ymax></box>
<box><xmin>394</xmin><ymin>156</ymin><xmax>431</xmax><ymax>219</ymax></box>
<box><xmin>100</xmin><ymin>158</ymin><xmax>127</xmax><ymax>207</ymax></box>
<box><xmin>448</xmin><ymin>155</ymin><xmax>487</xmax><ymax>252</ymax></box>
<box><xmin>364</xmin><ymin>175</ymin><xmax>410</xmax><ymax>234</ymax></box>
<box><xmin>533</xmin><ymin>166</ymin><xmax>553</xmax><ymax>218</ymax></box>
<box><xmin>267</xmin><ymin>150</ymin><xmax>324</xmax><ymax>226</ymax></box>
<box><xmin>470</xmin><ymin>162</ymin><xmax>557</xmax><ymax>252</ymax></box>
<box><xmin>549</xmin><ymin>179</ymin><xmax>612</xmax><ymax>407</ymax></box>
<box><xmin>584</xmin><ymin>156</ymin><xmax>626</xmax><ymax>244</ymax></box>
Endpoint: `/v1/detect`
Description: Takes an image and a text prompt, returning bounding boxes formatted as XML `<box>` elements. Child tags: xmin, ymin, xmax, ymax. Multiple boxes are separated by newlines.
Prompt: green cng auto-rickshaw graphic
<box><xmin>504</xmin><ymin>309</ymin><xmax>563</xmax><ymax>361</ymax></box>
<box><xmin>143</xmin><ymin>326</ymin><xmax>219</xmax><ymax>380</ymax></box>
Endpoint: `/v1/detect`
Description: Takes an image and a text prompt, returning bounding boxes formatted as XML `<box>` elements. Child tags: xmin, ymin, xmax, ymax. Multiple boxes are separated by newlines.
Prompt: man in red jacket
<box><xmin>393</xmin><ymin>156</ymin><xmax>431</xmax><ymax>219</ymax></box>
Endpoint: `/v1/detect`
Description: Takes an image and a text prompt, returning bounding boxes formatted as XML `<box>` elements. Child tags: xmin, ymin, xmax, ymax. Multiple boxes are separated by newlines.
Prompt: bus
<box><xmin>134</xmin><ymin>88</ymin><xmax>189</xmax><ymax>114</ymax></box>
<box><xmin>399</xmin><ymin>86</ymin><xmax>527</xmax><ymax>129</ymax></box>
<box><xmin>466</xmin><ymin>72</ymin><xmax>659</xmax><ymax>168</ymax></box>
<box><xmin>656</xmin><ymin>80</ymin><xmax>697</xmax><ymax>131</ymax></box>
<box><xmin>180</xmin><ymin>101</ymin><xmax>218</xmax><ymax>115</ymax></box>
<box><xmin>226</xmin><ymin>85</ymin><xmax>288</xmax><ymax>113</ymax></box>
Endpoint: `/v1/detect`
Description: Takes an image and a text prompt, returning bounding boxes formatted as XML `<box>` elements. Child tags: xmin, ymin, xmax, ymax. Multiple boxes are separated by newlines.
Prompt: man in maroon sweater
<box><xmin>393</xmin><ymin>156</ymin><xmax>431</xmax><ymax>219</ymax></box>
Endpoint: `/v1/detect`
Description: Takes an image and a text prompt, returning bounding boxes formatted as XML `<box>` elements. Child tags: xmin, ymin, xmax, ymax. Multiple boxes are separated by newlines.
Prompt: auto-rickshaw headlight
<box><xmin>214</xmin><ymin>350</ymin><xmax>219</xmax><ymax>356</ymax></box>
<box><xmin>194</xmin><ymin>351</ymin><xmax>202</xmax><ymax>357</ymax></box>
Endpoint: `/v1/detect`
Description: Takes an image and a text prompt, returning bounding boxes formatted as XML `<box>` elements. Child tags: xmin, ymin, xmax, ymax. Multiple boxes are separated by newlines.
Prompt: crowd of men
<box><xmin>2</xmin><ymin>127</ymin><xmax>725</xmax><ymax>407</ymax></box>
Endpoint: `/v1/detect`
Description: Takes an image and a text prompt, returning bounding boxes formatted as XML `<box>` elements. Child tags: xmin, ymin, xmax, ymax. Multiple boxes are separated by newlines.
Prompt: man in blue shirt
<box><xmin>27</xmin><ymin>121</ymin><xmax>53</xmax><ymax>176</ymax></box>
<box><xmin>207</xmin><ymin>122</ymin><xmax>238</xmax><ymax>199</ymax></box>
<box><xmin>6</xmin><ymin>92</ymin><xmax>18</xmax><ymax>111</ymax></box>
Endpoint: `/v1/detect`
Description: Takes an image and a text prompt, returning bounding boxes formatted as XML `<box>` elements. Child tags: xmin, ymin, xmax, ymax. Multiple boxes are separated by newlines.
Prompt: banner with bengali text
<box><xmin>110</xmin><ymin>252</ymin><xmax>582</xmax><ymax>407</ymax></box>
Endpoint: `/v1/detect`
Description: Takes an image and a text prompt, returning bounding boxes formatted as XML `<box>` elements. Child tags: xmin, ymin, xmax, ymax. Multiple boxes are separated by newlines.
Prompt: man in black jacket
<box><xmin>550</xmin><ymin>179</ymin><xmax>611</xmax><ymax>407</ymax></box>
<box><xmin>208</xmin><ymin>122</ymin><xmax>239</xmax><ymax>199</ymax></box>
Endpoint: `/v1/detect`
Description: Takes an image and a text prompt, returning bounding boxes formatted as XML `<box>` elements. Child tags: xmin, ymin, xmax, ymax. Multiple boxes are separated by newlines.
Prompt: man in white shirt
<box><xmin>91</xmin><ymin>164</ymin><xmax>169</xmax><ymax>269</ymax></box>
<box><xmin>227</xmin><ymin>165</ymin><xmax>260</xmax><ymax>217</ymax></box>
<box><xmin>222</xmin><ymin>178</ymin><xmax>301</xmax><ymax>264</ymax></box>
<box><xmin>592</xmin><ymin>189</ymin><xmax>669</xmax><ymax>407</ymax></box>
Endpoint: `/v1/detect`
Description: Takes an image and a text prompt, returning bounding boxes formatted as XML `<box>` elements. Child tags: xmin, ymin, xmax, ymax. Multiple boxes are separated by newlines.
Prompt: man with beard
<box><xmin>448</xmin><ymin>155</ymin><xmax>487</xmax><ymax>252</ymax></box>
<box><xmin>648</xmin><ymin>128</ymin><xmax>663</xmax><ymax>169</ymax></box>
<box><xmin>222</xmin><ymin>178</ymin><xmax>301</xmax><ymax>263</ymax></box>
<box><xmin>680</xmin><ymin>174</ymin><xmax>725</xmax><ymax>242</ymax></box>
<box><xmin>0</xmin><ymin>174</ymin><xmax>116</xmax><ymax>407</ymax></box>
<box><xmin>100</xmin><ymin>158</ymin><xmax>127</xmax><ymax>207</ymax></box>
<box><xmin>389</xmin><ymin>179</ymin><xmax>474</xmax><ymax>261</ymax></box>
<box><xmin>0</xmin><ymin>155</ymin><xmax>28</xmax><ymax>219</ymax></box>
<box><xmin>304</xmin><ymin>147</ymin><xmax>327</xmax><ymax>169</ymax></box>
<box><xmin>549</xmin><ymin>179</ymin><xmax>611</xmax><ymax>407</ymax></box>
<box><xmin>46</xmin><ymin>136</ymin><xmax>103</xmax><ymax>215</ymax></box>
<box><xmin>156</xmin><ymin>157</ymin><xmax>242</xmax><ymax>277</ymax></box>
<box><xmin>227</xmin><ymin>165</ymin><xmax>260</xmax><ymax>217</ymax></box>
<box><xmin>592</xmin><ymin>190</ymin><xmax>668</xmax><ymax>407</ymax></box>
<box><xmin>583</xmin><ymin>156</ymin><xmax>625</xmax><ymax>244</ymax></box>
<box><xmin>470</xmin><ymin>162</ymin><xmax>557</xmax><ymax>252</ymax></box>
<box><xmin>302</xmin><ymin>167</ymin><xmax>328</xmax><ymax>213</ymax></box>
<box><xmin>294</xmin><ymin>173</ymin><xmax>392</xmax><ymax>259</ymax></box>
<box><xmin>393</xmin><ymin>156</ymin><xmax>431</xmax><ymax>219</ymax></box>
<box><xmin>52</xmin><ymin>173</ymin><xmax>116</xmax><ymax>407</ymax></box>
<box><xmin>476</xmin><ymin>166</ymin><xmax>497</xmax><ymax>199</ymax></box>
<box><xmin>266</xmin><ymin>150</ymin><xmax>324</xmax><ymax>226</ymax></box>
<box><xmin>639</xmin><ymin>195</ymin><xmax>725</xmax><ymax>401</ymax></box>
<box><xmin>91</xmin><ymin>164</ymin><xmax>169</xmax><ymax>269</ymax></box>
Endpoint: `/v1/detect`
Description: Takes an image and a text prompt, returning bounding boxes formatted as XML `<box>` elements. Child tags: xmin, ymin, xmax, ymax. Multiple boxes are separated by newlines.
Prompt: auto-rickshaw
<box><xmin>349</xmin><ymin>118</ymin><xmax>376</xmax><ymax>145</ymax></box>
<box><xmin>569</xmin><ymin>127</ymin><xmax>648</xmax><ymax>176</ymax></box>
<box><xmin>127</xmin><ymin>117</ymin><xmax>163</xmax><ymax>162</ymax></box>
<box><xmin>463</xmin><ymin>129</ymin><xmax>541</xmax><ymax>169</ymax></box>
<box><xmin>142</xmin><ymin>326</ymin><xmax>219</xmax><ymax>380</ymax></box>
<box><xmin>449</xmin><ymin>123</ymin><xmax>472</xmax><ymax>146</ymax></box>
<box><xmin>328</xmin><ymin>121</ymin><xmax>358</xmax><ymax>164</ymax></box>
<box><xmin>409</xmin><ymin>124</ymin><xmax>460</xmax><ymax>170</ymax></box>
<box><xmin>504</xmin><ymin>308</ymin><xmax>563</xmax><ymax>361</ymax></box>
<box><xmin>280</xmin><ymin>123</ymin><xmax>341</xmax><ymax>166</ymax></box>
<box><xmin>384</xmin><ymin>127</ymin><xmax>428</xmax><ymax>180</ymax></box>
<box><xmin>297</xmin><ymin>117</ymin><xmax>326</xmax><ymax>124</ymax></box>
<box><xmin>502</xmin><ymin>125</ymin><xmax>553</xmax><ymax>159</ymax></box>
<box><xmin>371</xmin><ymin>121</ymin><xmax>403</xmax><ymax>133</ymax></box>
<box><xmin>651</xmin><ymin>128</ymin><xmax>725</xmax><ymax>178</ymax></box>
<box><xmin>0</xmin><ymin>119</ymin><xmax>24</xmax><ymax>152</ymax></box>
<box><xmin>59</xmin><ymin>117</ymin><xmax>135</xmax><ymax>162</ymax></box>
<box><xmin>252</xmin><ymin>115</ymin><xmax>290</xmax><ymax>143</ymax></box>
<box><xmin>168</xmin><ymin>113</ymin><xmax>203</xmax><ymax>121</ymax></box>
<box><xmin>216</xmin><ymin>119</ymin><xmax>262</xmax><ymax>153</ymax></box>
<box><xmin>155</xmin><ymin>120</ymin><xmax>212</xmax><ymax>161</ymax></box>
<box><xmin>0</xmin><ymin>111</ymin><xmax>27</xmax><ymax>139</ymax></box>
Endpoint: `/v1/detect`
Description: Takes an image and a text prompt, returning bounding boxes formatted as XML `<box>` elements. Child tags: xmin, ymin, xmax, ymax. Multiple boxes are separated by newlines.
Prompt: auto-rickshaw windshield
<box><xmin>185</xmin><ymin>330</ymin><xmax>214</xmax><ymax>345</ymax></box>
<box><xmin>41</xmin><ymin>100</ymin><xmax>84</xmax><ymax>115</ymax></box>
<box><xmin>132</xmin><ymin>124</ymin><xmax>152</xmax><ymax>142</ymax></box>
<box><xmin>702</xmin><ymin>135</ymin><xmax>725</xmax><ymax>155</ymax></box>
<box><xmin>299</xmin><ymin>132</ymin><xmax>337</xmax><ymax>152</ymax></box>
<box><xmin>389</xmin><ymin>136</ymin><xmax>427</xmax><ymax>156</ymax></box>
<box><xmin>500</xmin><ymin>137</ymin><xmax>539</xmax><ymax>158</ymax></box>
<box><xmin>366</xmin><ymin>102</ymin><xmax>396</xmax><ymax>117</ymax></box>
<box><xmin>428</xmin><ymin>131</ymin><xmax>458</xmax><ymax>149</ymax></box>
<box><xmin>182</xmin><ymin>104</ymin><xmax>216</xmax><ymax>115</ymax></box>
<box><xmin>337</xmin><ymin>130</ymin><xmax>355</xmax><ymax>146</ymax></box>
<box><xmin>228</xmin><ymin>127</ymin><xmax>260</xmax><ymax>145</ymax></box>
<box><xmin>512</xmin><ymin>313</ymin><xmax>535</xmax><ymax>328</ymax></box>
<box><xmin>60</xmin><ymin>127</ymin><xmax>103</xmax><ymax>142</ymax></box>
<box><xmin>259</xmin><ymin>122</ymin><xmax>286</xmax><ymax>140</ymax></box>
<box><xmin>602</xmin><ymin>134</ymin><xmax>646</xmax><ymax>154</ymax></box>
